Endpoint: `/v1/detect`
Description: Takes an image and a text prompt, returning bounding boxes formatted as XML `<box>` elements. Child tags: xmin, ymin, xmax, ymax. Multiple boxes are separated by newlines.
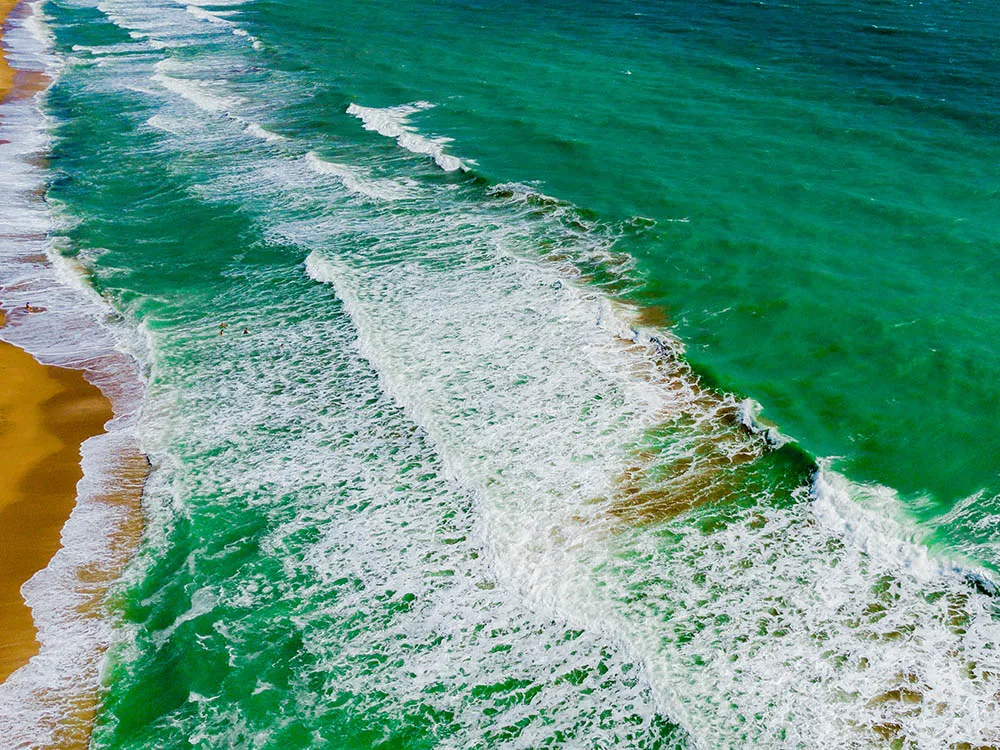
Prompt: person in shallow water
<box><xmin>219</xmin><ymin>322</ymin><xmax>227</xmax><ymax>335</ymax></box>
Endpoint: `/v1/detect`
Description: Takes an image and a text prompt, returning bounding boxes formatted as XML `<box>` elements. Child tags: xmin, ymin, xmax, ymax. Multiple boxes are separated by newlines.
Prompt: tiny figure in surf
<box><xmin>219</xmin><ymin>322</ymin><xmax>227</xmax><ymax>336</ymax></box>
<box><xmin>243</xmin><ymin>328</ymin><xmax>249</xmax><ymax>335</ymax></box>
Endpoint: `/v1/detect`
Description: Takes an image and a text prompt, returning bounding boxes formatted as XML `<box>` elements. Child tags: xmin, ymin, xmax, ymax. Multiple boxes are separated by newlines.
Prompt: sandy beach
<box><xmin>0</xmin><ymin>0</ymin><xmax>15</xmax><ymax>95</ymax></box>
<box><xmin>0</xmin><ymin>339</ymin><xmax>112</xmax><ymax>683</ymax></box>
<box><xmin>0</xmin><ymin>0</ymin><xmax>115</xmax><ymax>689</ymax></box>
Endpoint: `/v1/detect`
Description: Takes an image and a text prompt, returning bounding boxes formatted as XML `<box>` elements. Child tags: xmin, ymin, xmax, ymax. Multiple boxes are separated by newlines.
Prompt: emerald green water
<box><xmin>250</xmin><ymin>0</ymin><xmax>1000</xmax><ymax>510</ymax></box>
<box><xmin>6</xmin><ymin>0</ymin><xmax>999</xmax><ymax>745</ymax></box>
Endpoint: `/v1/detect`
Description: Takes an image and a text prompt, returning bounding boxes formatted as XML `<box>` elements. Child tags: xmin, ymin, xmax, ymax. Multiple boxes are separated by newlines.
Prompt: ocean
<box><xmin>2</xmin><ymin>0</ymin><xmax>999</xmax><ymax>746</ymax></box>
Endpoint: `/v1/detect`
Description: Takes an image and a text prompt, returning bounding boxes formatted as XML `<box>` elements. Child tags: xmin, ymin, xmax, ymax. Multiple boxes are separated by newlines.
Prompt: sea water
<box><xmin>4</xmin><ymin>0</ymin><xmax>1000</xmax><ymax>745</ymax></box>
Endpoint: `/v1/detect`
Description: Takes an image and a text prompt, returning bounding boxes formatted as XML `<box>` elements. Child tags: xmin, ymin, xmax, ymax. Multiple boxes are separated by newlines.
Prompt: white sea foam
<box><xmin>243</xmin><ymin>121</ymin><xmax>284</xmax><ymax>142</ymax></box>
<box><xmin>72</xmin><ymin>39</ymin><xmax>168</xmax><ymax>55</ymax></box>
<box><xmin>810</xmin><ymin>461</ymin><xmax>992</xmax><ymax>586</ymax></box>
<box><xmin>302</xmin><ymin>220</ymin><xmax>1000</xmax><ymax>745</ymax></box>
<box><xmin>183</xmin><ymin>3</ymin><xmax>260</xmax><ymax>47</ymax></box>
<box><xmin>738</xmin><ymin>397</ymin><xmax>794</xmax><ymax>448</ymax></box>
<box><xmin>151</xmin><ymin>71</ymin><xmax>229</xmax><ymax>111</ymax></box>
<box><xmin>346</xmin><ymin>101</ymin><xmax>467</xmax><ymax>172</ymax></box>
<box><xmin>95</xmin><ymin>0</ymin><xmax>254</xmax><ymax>49</ymax></box>
<box><xmin>146</xmin><ymin>113</ymin><xmax>189</xmax><ymax>135</ymax></box>
<box><xmin>23</xmin><ymin>0</ymin><xmax>55</xmax><ymax>48</ymax></box>
<box><xmin>152</xmin><ymin>60</ymin><xmax>241</xmax><ymax>113</ymax></box>
<box><xmin>304</xmin><ymin>151</ymin><xmax>414</xmax><ymax>201</ymax></box>
<box><xmin>927</xmin><ymin>488</ymin><xmax>1000</xmax><ymax>570</ymax></box>
<box><xmin>488</xmin><ymin>181</ymin><xmax>562</xmax><ymax>207</ymax></box>
<box><xmin>96</xmin><ymin>0</ymin><xmax>187</xmax><ymax>47</ymax></box>
<box><xmin>103</xmin><ymin>268</ymin><xmax>678</xmax><ymax>746</ymax></box>
<box><xmin>181</xmin><ymin>0</ymin><xmax>249</xmax><ymax>6</ymax></box>
<box><xmin>1</xmin><ymin>0</ymin><xmax>59</xmax><ymax>76</ymax></box>
<box><xmin>185</xmin><ymin>5</ymin><xmax>233</xmax><ymax>25</ymax></box>
<box><xmin>131</xmin><ymin>33</ymin><xmax>1000</xmax><ymax>734</ymax></box>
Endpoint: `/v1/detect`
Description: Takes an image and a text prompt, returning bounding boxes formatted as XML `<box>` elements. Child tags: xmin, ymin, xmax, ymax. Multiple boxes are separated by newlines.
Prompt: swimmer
<box><xmin>242</xmin><ymin>328</ymin><xmax>249</xmax><ymax>335</ymax></box>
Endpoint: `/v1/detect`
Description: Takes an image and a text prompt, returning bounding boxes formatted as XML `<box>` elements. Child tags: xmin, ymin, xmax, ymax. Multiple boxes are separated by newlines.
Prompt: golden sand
<box><xmin>0</xmin><ymin>340</ymin><xmax>112</xmax><ymax>683</ymax></box>
<box><xmin>1</xmin><ymin>0</ymin><xmax>49</xmax><ymax>103</ymax></box>
<box><xmin>0</xmin><ymin>0</ymin><xmax>16</xmax><ymax>96</ymax></box>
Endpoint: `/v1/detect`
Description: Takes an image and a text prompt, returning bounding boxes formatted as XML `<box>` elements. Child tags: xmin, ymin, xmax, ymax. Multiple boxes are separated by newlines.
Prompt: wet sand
<box><xmin>0</xmin><ymin>339</ymin><xmax>112</xmax><ymax>683</ymax></box>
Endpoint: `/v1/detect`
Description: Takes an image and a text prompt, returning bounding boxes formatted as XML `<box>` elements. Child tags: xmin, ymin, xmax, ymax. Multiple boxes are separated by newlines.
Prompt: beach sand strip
<box><xmin>0</xmin><ymin>338</ymin><xmax>112</xmax><ymax>683</ymax></box>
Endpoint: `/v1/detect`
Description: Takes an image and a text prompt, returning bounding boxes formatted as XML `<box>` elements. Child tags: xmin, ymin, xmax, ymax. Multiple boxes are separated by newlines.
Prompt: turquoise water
<box><xmin>10</xmin><ymin>0</ymin><xmax>1000</xmax><ymax>744</ymax></box>
<box><xmin>261</xmin><ymin>0</ymin><xmax>1000</xmax><ymax>512</ymax></box>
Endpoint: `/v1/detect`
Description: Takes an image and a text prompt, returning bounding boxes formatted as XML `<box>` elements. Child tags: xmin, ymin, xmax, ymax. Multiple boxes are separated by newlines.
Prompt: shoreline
<box><xmin>0</xmin><ymin>0</ymin><xmax>148</xmax><ymax>746</ymax></box>
<box><xmin>0</xmin><ymin>338</ymin><xmax>112</xmax><ymax>682</ymax></box>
